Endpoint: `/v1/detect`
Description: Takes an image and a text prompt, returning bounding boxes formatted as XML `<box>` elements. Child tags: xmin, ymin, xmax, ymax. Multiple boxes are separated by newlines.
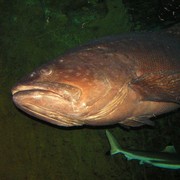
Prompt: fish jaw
<box><xmin>12</xmin><ymin>83</ymin><xmax>84</xmax><ymax>126</ymax></box>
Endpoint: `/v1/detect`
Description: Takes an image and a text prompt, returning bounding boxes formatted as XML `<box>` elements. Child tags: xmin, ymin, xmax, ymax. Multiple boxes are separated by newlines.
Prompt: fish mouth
<box><xmin>12</xmin><ymin>84</ymin><xmax>63</xmax><ymax>100</ymax></box>
<box><xmin>12</xmin><ymin>84</ymin><xmax>48</xmax><ymax>96</ymax></box>
<box><xmin>12</xmin><ymin>82</ymin><xmax>81</xmax><ymax>101</ymax></box>
<box><xmin>11</xmin><ymin>83</ymin><xmax>83</xmax><ymax>126</ymax></box>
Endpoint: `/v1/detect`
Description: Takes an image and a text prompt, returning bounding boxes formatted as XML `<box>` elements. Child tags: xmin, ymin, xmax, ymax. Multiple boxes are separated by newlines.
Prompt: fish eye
<box><xmin>40</xmin><ymin>68</ymin><xmax>52</xmax><ymax>76</ymax></box>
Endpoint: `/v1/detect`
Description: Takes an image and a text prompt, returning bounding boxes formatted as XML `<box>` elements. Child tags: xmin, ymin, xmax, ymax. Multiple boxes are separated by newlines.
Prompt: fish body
<box><xmin>106</xmin><ymin>130</ymin><xmax>180</xmax><ymax>170</ymax></box>
<box><xmin>12</xmin><ymin>32</ymin><xmax>180</xmax><ymax>127</ymax></box>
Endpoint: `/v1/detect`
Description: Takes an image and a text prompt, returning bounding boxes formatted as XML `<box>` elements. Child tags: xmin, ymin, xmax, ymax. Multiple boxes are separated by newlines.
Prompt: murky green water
<box><xmin>0</xmin><ymin>0</ymin><xmax>179</xmax><ymax>179</ymax></box>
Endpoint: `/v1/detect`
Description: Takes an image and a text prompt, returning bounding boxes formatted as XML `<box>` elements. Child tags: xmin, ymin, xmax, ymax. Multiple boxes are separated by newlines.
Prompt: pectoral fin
<box><xmin>130</xmin><ymin>71</ymin><xmax>180</xmax><ymax>104</ymax></box>
<box><xmin>119</xmin><ymin>116</ymin><xmax>155</xmax><ymax>127</ymax></box>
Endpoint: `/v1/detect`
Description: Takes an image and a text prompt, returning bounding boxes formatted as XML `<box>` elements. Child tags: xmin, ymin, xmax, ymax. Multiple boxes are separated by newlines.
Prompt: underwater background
<box><xmin>0</xmin><ymin>0</ymin><xmax>180</xmax><ymax>179</ymax></box>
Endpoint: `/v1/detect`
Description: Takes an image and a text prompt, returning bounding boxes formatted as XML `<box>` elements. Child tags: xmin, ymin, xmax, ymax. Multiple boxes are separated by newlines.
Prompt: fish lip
<box><xmin>12</xmin><ymin>92</ymin><xmax>83</xmax><ymax>127</ymax></box>
<box><xmin>12</xmin><ymin>87</ymin><xmax>70</xmax><ymax>123</ymax></box>
<box><xmin>11</xmin><ymin>84</ymin><xmax>50</xmax><ymax>95</ymax></box>
<box><xmin>12</xmin><ymin>86</ymin><xmax>64</xmax><ymax>103</ymax></box>
<box><xmin>12</xmin><ymin>82</ymin><xmax>82</xmax><ymax>102</ymax></box>
<box><xmin>11</xmin><ymin>82</ymin><xmax>66</xmax><ymax>98</ymax></box>
<box><xmin>12</xmin><ymin>85</ymin><xmax>83</xmax><ymax>127</ymax></box>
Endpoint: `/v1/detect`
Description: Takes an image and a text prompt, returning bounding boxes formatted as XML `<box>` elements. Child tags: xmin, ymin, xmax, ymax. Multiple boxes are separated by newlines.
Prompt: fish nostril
<box><xmin>30</xmin><ymin>72</ymin><xmax>37</xmax><ymax>77</ymax></box>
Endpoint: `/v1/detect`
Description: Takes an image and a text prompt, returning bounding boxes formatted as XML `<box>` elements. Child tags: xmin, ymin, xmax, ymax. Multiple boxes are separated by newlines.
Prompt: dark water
<box><xmin>0</xmin><ymin>0</ymin><xmax>180</xmax><ymax>179</ymax></box>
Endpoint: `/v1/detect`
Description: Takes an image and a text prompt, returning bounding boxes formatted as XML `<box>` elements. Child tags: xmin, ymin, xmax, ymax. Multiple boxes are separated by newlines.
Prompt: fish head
<box><xmin>11</xmin><ymin>54</ymin><xmax>114</xmax><ymax>126</ymax></box>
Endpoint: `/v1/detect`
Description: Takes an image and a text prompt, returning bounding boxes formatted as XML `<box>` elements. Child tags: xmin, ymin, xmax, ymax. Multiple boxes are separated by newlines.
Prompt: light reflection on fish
<box><xmin>11</xmin><ymin>32</ymin><xmax>180</xmax><ymax>127</ymax></box>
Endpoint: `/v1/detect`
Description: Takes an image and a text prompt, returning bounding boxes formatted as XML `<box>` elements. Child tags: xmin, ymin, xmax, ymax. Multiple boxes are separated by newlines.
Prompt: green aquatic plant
<box><xmin>89</xmin><ymin>0</ymin><xmax>132</xmax><ymax>36</ymax></box>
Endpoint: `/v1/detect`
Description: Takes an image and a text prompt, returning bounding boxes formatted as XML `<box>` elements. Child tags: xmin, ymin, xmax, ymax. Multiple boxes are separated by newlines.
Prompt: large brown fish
<box><xmin>12</xmin><ymin>32</ymin><xmax>180</xmax><ymax>127</ymax></box>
